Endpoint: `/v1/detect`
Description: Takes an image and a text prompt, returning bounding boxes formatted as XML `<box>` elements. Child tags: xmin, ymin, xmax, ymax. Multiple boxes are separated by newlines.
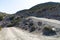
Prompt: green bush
<box><xmin>43</xmin><ymin>27</ymin><xmax>52</xmax><ymax>31</ymax></box>
<box><xmin>0</xmin><ymin>16</ymin><xmax>3</xmax><ymax>21</ymax></box>
<box><xmin>42</xmin><ymin>26</ymin><xmax>56</xmax><ymax>36</ymax></box>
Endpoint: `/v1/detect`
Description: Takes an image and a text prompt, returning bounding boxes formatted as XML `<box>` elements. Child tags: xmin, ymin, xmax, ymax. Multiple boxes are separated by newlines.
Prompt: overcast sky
<box><xmin>0</xmin><ymin>0</ymin><xmax>60</xmax><ymax>14</ymax></box>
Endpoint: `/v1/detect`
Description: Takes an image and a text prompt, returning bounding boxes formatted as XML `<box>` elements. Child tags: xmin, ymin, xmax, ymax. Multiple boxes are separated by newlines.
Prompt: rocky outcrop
<box><xmin>18</xmin><ymin>16</ymin><xmax>60</xmax><ymax>36</ymax></box>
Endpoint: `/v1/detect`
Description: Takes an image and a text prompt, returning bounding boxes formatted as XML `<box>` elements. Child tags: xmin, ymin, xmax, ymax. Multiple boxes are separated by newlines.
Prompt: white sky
<box><xmin>0</xmin><ymin>0</ymin><xmax>60</xmax><ymax>14</ymax></box>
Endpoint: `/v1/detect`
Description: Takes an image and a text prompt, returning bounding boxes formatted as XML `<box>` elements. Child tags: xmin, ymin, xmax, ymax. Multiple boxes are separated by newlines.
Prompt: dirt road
<box><xmin>0</xmin><ymin>27</ymin><xmax>59</xmax><ymax>40</ymax></box>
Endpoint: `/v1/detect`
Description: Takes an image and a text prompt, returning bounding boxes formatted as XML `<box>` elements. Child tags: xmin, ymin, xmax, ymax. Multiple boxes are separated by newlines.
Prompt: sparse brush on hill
<box><xmin>0</xmin><ymin>2</ymin><xmax>60</xmax><ymax>37</ymax></box>
<box><xmin>1</xmin><ymin>2</ymin><xmax>60</xmax><ymax>28</ymax></box>
<box><xmin>0</xmin><ymin>12</ymin><xmax>9</xmax><ymax>21</ymax></box>
<box><xmin>15</xmin><ymin>2</ymin><xmax>60</xmax><ymax>20</ymax></box>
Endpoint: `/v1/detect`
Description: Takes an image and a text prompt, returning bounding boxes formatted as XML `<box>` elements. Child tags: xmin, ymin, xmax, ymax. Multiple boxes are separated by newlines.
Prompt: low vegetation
<box><xmin>0</xmin><ymin>26</ymin><xmax>2</xmax><ymax>31</ymax></box>
<box><xmin>0</xmin><ymin>16</ymin><xmax>4</xmax><ymax>21</ymax></box>
<box><xmin>42</xmin><ymin>26</ymin><xmax>56</xmax><ymax>36</ymax></box>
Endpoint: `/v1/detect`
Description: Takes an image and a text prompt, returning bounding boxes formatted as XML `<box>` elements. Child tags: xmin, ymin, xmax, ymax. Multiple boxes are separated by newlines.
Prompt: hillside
<box><xmin>0</xmin><ymin>2</ymin><xmax>60</xmax><ymax>37</ymax></box>
<box><xmin>0</xmin><ymin>12</ymin><xmax>9</xmax><ymax>21</ymax></box>
<box><xmin>15</xmin><ymin>2</ymin><xmax>60</xmax><ymax>20</ymax></box>
<box><xmin>1</xmin><ymin>2</ymin><xmax>60</xmax><ymax>28</ymax></box>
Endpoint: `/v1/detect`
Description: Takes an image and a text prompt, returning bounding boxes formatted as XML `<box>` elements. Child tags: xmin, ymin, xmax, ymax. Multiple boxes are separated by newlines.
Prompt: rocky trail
<box><xmin>0</xmin><ymin>27</ymin><xmax>59</xmax><ymax>40</ymax></box>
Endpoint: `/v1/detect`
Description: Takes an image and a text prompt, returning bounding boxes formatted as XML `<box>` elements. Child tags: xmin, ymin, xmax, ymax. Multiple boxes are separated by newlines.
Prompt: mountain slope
<box><xmin>1</xmin><ymin>2</ymin><xmax>60</xmax><ymax>36</ymax></box>
<box><xmin>15</xmin><ymin>2</ymin><xmax>60</xmax><ymax>20</ymax></box>
<box><xmin>1</xmin><ymin>2</ymin><xmax>60</xmax><ymax>27</ymax></box>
